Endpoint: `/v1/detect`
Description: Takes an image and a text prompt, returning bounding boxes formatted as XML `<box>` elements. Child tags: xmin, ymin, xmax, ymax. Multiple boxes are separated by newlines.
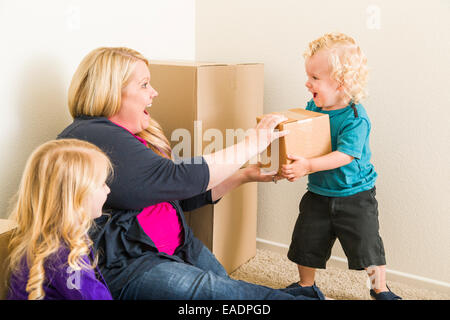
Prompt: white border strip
<box><xmin>256</xmin><ymin>237</ymin><xmax>450</xmax><ymax>290</ymax></box>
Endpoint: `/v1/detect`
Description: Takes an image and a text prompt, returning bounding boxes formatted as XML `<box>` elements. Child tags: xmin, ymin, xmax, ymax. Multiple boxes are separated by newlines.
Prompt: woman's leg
<box><xmin>193</xmin><ymin>245</ymin><xmax>229</xmax><ymax>278</ymax></box>
<box><xmin>195</xmin><ymin>245</ymin><xmax>325</xmax><ymax>299</ymax></box>
<box><xmin>119</xmin><ymin>248</ymin><xmax>319</xmax><ymax>300</ymax></box>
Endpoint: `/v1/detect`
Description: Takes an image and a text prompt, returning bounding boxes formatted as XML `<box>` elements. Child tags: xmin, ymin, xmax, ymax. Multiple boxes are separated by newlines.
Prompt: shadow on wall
<box><xmin>0</xmin><ymin>55</ymin><xmax>71</xmax><ymax>218</ymax></box>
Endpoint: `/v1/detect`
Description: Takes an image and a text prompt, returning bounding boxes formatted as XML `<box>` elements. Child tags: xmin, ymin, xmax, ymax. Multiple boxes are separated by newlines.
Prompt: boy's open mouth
<box><xmin>313</xmin><ymin>92</ymin><xmax>318</xmax><ymax>98</ymax></box>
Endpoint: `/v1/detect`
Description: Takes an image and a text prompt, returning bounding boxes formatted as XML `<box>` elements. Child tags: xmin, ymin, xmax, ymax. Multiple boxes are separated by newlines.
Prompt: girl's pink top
<box><xmin>110</xmin><ymin>121</ymin><xmax>182</xmax><ymax>255</ymax></box>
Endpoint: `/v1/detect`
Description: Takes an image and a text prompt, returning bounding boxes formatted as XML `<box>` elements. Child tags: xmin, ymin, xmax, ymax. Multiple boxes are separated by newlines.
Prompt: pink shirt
<box><xmin>110</xmin><ymin>121</ymin><xmax>183</xmax><ymax>255</ymax></box>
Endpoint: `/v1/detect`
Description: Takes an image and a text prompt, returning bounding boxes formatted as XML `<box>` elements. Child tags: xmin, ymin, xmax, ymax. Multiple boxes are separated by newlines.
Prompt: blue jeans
<box><xmin>118</xmin><ymin>245</ymin><xmax>319</xmax><ymax>300</ymax></box>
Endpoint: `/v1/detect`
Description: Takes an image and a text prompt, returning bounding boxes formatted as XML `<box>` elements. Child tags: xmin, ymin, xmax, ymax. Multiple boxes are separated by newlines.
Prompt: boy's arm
<box><xmin>280</xmin><ymin>151</ymin><xmax>353</xmax><ymax>182</ymax></box>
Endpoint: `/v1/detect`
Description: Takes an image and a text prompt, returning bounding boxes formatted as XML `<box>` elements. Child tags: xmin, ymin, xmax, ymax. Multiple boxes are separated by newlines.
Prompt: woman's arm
<box><xmin>59</xmin><ymin>116</ymin><xmax>286</xmax><ymax>209</ymax></box>
<box><xmin>59</xmin><ymin>119</ymin><xmax>213</xmax><ymax>209</ymax></box>
<box><xmin>204</xmin><ymin>114</ymin><xmax>288</xmax><ymax>191</ymax></box>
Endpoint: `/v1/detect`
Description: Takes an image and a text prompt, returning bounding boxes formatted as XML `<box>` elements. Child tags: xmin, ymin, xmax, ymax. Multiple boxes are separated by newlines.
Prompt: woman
<box><xmin>57</xmin><ymin>47</ymin><xmax>324</xmax><ymax>300</ymax></box>
<box><xmin>7</xmin><ymin>139</ymin><xmax>113</xmax><ymax>300</ymax></box>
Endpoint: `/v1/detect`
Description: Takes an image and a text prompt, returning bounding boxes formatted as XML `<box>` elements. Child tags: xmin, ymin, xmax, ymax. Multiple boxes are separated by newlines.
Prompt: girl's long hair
<box><xmin>7</xmin><ymin>139</ymin><xmax>112</xmax><ymax>300</ymax></box>
<box><xmin>68</xmin><ymin>47</ymin><xmax>172</xmax><ymax>158</ymax></box>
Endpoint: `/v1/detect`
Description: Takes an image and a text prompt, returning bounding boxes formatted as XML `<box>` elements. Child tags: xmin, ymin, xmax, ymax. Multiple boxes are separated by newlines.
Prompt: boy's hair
<box><xmin>7</xmin><ymin>139</ymin><xmax>112</xmax><ymax>300</ymax></box>
<box><xmin>304</xmin><ymin>32</ymin><xmax>368</xmax><ymax>104</ymax></box>
<box><xmin>68</xmin><ymin>47</ymin><xmax>172</xmax><ymax>159</ymax></box>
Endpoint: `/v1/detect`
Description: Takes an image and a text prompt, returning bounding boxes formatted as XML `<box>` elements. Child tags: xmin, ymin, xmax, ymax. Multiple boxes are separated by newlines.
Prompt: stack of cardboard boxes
<box><xmin>149</xmin><ymin>61</ymin><xmax>264</xmax><ymax>273</ymax></box>
<box><xmin>149</xmin><ymin>61</ymin><xmax>332</xmax><ymax>273</ymax></box>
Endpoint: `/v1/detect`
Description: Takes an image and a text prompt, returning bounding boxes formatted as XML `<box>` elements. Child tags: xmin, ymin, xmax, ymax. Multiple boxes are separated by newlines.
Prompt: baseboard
<box><xmin>256</xmin><ymin>237</ymin><xmax>450</xmax><ymax>295</ymax></box>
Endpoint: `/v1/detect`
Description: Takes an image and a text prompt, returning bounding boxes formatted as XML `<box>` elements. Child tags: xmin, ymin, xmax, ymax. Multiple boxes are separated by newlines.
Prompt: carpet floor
<box><xmin>230</xmin><ymin>249</ymin><xmax>450</xmax><ymax>300</ymax></box>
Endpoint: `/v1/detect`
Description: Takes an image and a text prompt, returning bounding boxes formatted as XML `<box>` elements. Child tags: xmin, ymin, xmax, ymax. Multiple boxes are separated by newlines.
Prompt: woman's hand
<box><xmin>205</xmin><ymin>113</ymin><xmax>288</xmax><ymax>191</ymax></box>
<box><xmin>211</xmin><ymin>163</ymin><xmax>284</xmax><ymax>201</ymax></box>
<box><xmin>246</xmin><ymin>114</ymin><xmax>289</xmax><ymax>154</ymax></box>
<box><xmin>241</xmin><ymin>163</ymin><xmax>284</xmax><ymax>183</ymax></box>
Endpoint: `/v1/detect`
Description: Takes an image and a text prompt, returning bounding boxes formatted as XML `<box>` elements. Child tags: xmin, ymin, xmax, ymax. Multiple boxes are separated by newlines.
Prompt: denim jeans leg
<box><xmin>119</xmin><ymin>247</ymin><xmax>318</xmax><ymax>300</ymax></box>
<box><xmin>193</xmin><ymin>245</ymin><xmax>229</xmax><ymax>278</ymax></box>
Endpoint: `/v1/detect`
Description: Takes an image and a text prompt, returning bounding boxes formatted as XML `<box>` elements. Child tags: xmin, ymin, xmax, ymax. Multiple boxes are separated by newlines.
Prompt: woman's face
<box><xmin>109</xmin><ymin>60</ymin><xmax>158</xmax><ymax>134</ymax></box>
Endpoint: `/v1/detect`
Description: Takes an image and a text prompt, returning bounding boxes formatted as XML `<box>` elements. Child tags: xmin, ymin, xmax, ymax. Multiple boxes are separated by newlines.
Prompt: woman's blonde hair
<box><xmin>304</xmin><ymin>32</ymin><xmax>369</xmax><ymax>104</ymax></box>
<box><xmin>7</xmin><ymin>139</ymin><xmax>112</xmax><ymax>300</ymax></box>
<box><xmin>68</xmin><ymin>47</ymin><xmax>171</xmax><ymax>158</ymax></box>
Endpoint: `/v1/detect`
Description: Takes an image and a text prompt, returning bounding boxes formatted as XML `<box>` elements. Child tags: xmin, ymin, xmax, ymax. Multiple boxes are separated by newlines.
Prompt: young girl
<box><xmin>6</xmin><ymin>139</ymin><xmax>113</xmax><ymax>300</ymax></box>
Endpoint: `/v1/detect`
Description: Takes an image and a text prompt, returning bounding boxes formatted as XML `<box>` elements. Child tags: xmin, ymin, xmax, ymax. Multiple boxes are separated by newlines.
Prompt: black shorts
<box><xmin>287</xmin><ymin>187</ymin><xmax>386</xmax><ymax>270</ymax></box>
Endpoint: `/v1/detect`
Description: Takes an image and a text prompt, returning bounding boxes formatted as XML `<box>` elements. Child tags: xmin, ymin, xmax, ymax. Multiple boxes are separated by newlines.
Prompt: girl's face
<box><xmin>86</xmin><ymin>170</ymin><xmax>110</xmax><ymax>219</ymax></box>
<box><xmin>109</xmin><ymin>60</ymin><xmax>159</xmax><ymax>134</ymax></box>
<box><xmin>305</xmin><ymin>50</ymin><xmax>346</xmax><ymax>110</ymax></box>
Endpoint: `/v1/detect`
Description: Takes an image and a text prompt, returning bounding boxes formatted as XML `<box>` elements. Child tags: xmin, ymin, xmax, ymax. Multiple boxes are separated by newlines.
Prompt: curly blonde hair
<box><xmin>304</xmin><ymin>32</ymin><xmax>369</xmax><ymax>104</ymax></box>
<box><xmin>68</xmin><ymin>47</ymin><xmax>171</xmax><ymax>159</ymax></box>
<box><xmin>7</xmin><ymin>139</ymin><xmax>112</xmax><ymax>300</ymax></box>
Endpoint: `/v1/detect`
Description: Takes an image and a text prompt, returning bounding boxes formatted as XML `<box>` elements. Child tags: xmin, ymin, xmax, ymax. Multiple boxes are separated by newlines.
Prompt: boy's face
<box><xmin>305</xmin><ymin>49</ymin><xmax>344</xmax><ymax>110</ymax></box>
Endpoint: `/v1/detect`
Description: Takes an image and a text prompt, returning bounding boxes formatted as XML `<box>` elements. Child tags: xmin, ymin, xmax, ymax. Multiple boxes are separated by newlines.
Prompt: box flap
<box><xmin>150</xmin><ymin>60</ymin><xmax>224</xmax><ymax>67</ymax></box>
<box><xmin>150</xmin><ymin>60</ymin><xmax>262</xmax><ymax>67</ymax></box>
<box><xmin>257</xmin><ymin>108</ymin><xmax>325</xmax><ymax>125</ymax></box>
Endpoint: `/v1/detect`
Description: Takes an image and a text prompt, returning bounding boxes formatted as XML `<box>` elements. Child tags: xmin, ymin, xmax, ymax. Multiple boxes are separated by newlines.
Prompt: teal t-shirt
<box><xmin>305</xmin><ymin>99</ymin><xmax>377</xmax><ymax>197</ymax></box>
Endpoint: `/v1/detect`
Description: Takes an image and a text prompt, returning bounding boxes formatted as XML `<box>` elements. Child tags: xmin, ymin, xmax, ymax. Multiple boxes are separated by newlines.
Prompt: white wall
<box><xmin>196</xmin><ymin>0</ymin><xmax>450</xmax><ymax>287</ymax></box>
<box><xmin>0</xmin><ymin>0</ymin><xmax>195</xmax><ymax>218</ymax></box>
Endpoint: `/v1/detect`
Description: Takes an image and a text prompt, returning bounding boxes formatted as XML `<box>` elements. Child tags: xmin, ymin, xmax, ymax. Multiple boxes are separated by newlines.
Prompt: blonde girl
<box><xmin>7</xmin><ymin>139</ymin><xmax>113</xmax><ymax>300</ymax></box>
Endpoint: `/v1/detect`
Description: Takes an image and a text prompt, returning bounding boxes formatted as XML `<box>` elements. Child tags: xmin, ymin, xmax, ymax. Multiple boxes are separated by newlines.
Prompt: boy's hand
<box><xmin>280</xmin><ymin>154</ymin><xmax>312</xmax><ymax>182</ymax></box>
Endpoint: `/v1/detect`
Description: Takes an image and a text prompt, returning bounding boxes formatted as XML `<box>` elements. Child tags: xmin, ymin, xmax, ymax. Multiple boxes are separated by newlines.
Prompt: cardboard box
<box><xmin>148</xmin><ymin>61</ymin><xmax>263</xmax><ymax>273</ymax></box>
<box><xmin>257</xmin><ymin>108</ymin><xmax>332</xmax><ymax>173</ymax></box>
<box><xmin>0</xmin><ymin>219</ymin><xmax>16</xmax><ymax>300</ymax></box>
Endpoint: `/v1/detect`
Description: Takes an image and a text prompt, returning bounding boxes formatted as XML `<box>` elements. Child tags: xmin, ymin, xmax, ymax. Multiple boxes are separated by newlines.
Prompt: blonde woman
<box><xmin>280</xmin><ymin>33</ymin><xmax>401</xmax><ymax>300</ymax></box>
<box><xmin>7</xmin><ymin>139</ymin><xmax>113</xmax><ymax>300</ymax></box>
<box><xmin>57</xmin><ymin>47</ymin><xmax>325</xmax><ymax>300</ymax></box>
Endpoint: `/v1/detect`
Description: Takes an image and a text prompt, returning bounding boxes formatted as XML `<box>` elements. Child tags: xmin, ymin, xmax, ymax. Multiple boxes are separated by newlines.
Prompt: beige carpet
<box><xmin>230</xmin><ymin>249</ymin><xmax>450</xmax><ymax>300</ymax></box>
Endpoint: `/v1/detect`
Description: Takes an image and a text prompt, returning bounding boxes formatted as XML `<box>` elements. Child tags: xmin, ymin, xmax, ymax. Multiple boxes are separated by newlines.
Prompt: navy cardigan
<box><xmin>57</xmin><ymin>116</ymin><xmax>216</xmax><ymax>298</ymax></box>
